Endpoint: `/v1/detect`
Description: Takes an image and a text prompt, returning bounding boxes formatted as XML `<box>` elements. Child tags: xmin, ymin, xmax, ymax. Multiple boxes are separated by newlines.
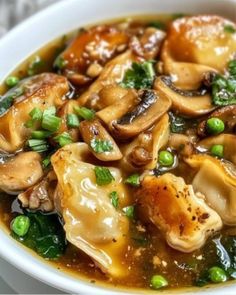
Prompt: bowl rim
<box><xmin>0</xmin><ymin>0</ymin><xmax>236</xmax><ymax>294</ymax></box>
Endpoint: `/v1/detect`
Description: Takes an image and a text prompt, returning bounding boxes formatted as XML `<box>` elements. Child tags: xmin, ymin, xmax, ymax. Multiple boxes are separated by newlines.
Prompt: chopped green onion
<box><xmin>123</xmin><ymin>205</ymin><xmax>135</xmax><ymax>219</ymax></box>
<box><xmin>54</xmin><ymin>132</ymin><xmax>73</xmax><ymax>147</ymax></box>
<box><xmin>74</xmin><ymin>106</ymin><xmax>95</xmax><ymax>120</ymax></box>
<box><xmin>54</xmin><ymin>56</ymin><xmax>68</xmax><ymax>70</ymax></box>
<box><xmin>125</xmin><ymin>174</ymin><xmax>140</xmax><ymax>187</ymax></box>
<box><xmin>31</xmin><ymin>130</ymin><xmax>52</xmax><ymax>139</ymax></box>
<box><xmin>90</xmin><ymin>138</ymin><xmax>113</xmax><ymax>153</ymax></box>
<box><xmin>25</xmin><ymin>107</ymin><xmax>43</xmax><ymax>128</ymax></box>
<box><xmin>27</xmin><ymin>139</ymin><xmax>49</xmax><ymax>153</ymax></box>
<box><xmin>150</xmin><ymin>274</ymin><xmax>168</xmax><ymax>289</ymax></box>
<box><xmin>5</xmin><ymin>76</ymin><xmax>19</xmax><ymax>88</ymax></box>
<box><xmin>28</xmin><ymin>56</ymin><xmax>44</xmax><ymax>76</ymax></box>
<box><xmin>42</xmin><ymin>155</ymin><xmax>51</xmax><ymax>168</ymax></box>
<box><xmin>42</xmin><ymin>114</ymin><xmax>61</xmax><ymax>132</ymax></box>
<box><xmin>94</xmin><ymin>166</ymin><xmax>114</xmax><ymax>186</ymax></box>
<box><xmin>43</xmin><ymin>106</ymin><xmax>56</xmax><ymax>116</ymax></box>
<box><xmin>109</xmin><ymin>191</ymin><xmax>119</xmax><ymax>209</ymax></box>
<box><xmin>11</xmin><ymin>215</ymin><xmax>30</xmax><ymax>237</ymax></box>
<box><xmin>66</xmin><ymin>113</ymin><xmax>80</xmax><ymax>128</ymax></box>
<box><xmin>224</xmin><ymin>24</ymin><xmax>236</xmax><ymax>34</ymax></box>
<box><xmin>30</xmin><ymin>107</ymin><xmax>43</xmax><ymax>121</ymax></box>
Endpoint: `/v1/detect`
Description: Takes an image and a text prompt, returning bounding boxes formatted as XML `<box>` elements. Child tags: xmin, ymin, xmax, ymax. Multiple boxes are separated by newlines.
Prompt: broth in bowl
<box><xmin>0</xmin><ymin>13</ymin><xmax>236</xmax><ymax>291</ymax></box>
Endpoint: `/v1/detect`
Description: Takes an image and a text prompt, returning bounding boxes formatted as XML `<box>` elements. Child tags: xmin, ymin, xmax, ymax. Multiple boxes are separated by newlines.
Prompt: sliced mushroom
<box><xmin>51</xmin><ymin>143</ymin><xmax>130</xmax><ymax>277</ymax></box>
<box><xmin>154</xmin><ymin>76</ymin><xmax>215</xmax><ymax>117</ymax></box>
<box><xmin>56</xmin><ymin>100</ymin><xmax>80</xmax><ymax>142</ymax></box>
<box><xmin>130</xmin><ymin>27</ymin><xmax>166</xmax><ymax>60</ymax></box>
<box><xmin>121</xmin><ymin>114</ymin><xmax>170</xmax><ymax>171</ymax></box>
<box><xmin>96</xmin><ymin>85</ymin><xmax>129</xmax><ymax>109</ymax></box>
<box><xmin>185</xmin><ymin>154</ymin><xmax>236</xmax><ymax>225</ymax></box>
<box><xmin>78</xmin><ymin>50</ymin><xmax>138</xmax><ymax>108</ymax></box>
<box><xmin>0</xmin><ymin>73</ymin><xmax>69</xmax><ymax>153</ymax></box>
<box><xmin>136</xmin><ymin>173</ymin><xmax>222</xmax><ymax>252</ymax></box>
<box><xmin>79</xmin><ymin>119</ymin><xmax>122</xmax><ymax>161</ymax></box>
<box><xmin>99</xmin><ymin>89</ymin><xmax>171</xmax><ymax>140</ymax></box>
<box><xmin>161</xmin><ymin>15</ymin><xmax>236</xmax><ymax>71</ymax></box>
<box><xmin>197</xmin><ymin>134</ymin><xmax>236</xmax><ymax>165</ymax></box>
<box><xmin>18</xmin><ymin>171</ymin><xmax>57</xmax><ymax>212</ymax></box>
<box><xmin>59</xmin><ymin>25</ymin><xmax>129</xmax><ymax>85</ymax></box>
<box><xmin>197</xmin><ymin>105</ymin><xmax>236</xmax><ymax>137</ymax></box>
<box><xmin>160</xmin><ymin>58</ymin><xmax>217</xmax><ymax>89</ymax></box>
<box><xmin>0</xmin><ymin>152</ymin><xmax>43</xmax><ymax>194</ymax></box>
<box><xmin>96</xmin><ymin>89</ymin><xmax>139</xmax><ymax>125</ymax></box>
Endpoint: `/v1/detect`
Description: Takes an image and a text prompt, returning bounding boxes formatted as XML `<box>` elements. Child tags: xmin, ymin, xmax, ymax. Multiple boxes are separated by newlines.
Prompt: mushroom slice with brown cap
<box><xmin>0</xmin><ymin>152</ymin><xmax>43</xmax><ymax>194</ymax></box>
<box><xmin>18</xmin><ymin>171</ymin><xmax>57</xmax><ymax>212</ymax></box>
<box><xmin>121</xmin><ymin>114</ymin><xmax>170</xmax><ymax>171</ymax></box>
<box><xmin>79</xmin><ymin>119</ymin><xmax>122</xmax><ymax>161</ymax></box>
<box><xmin>96</xmin><ymin>89</ymin><xmax>139</xmax><ymax>126</ymax></box>
<box><xmin>51</xmin><ymin>143</ymin><xmax>130</xmax><ymax>277</ymax></box>
<box><xmin>100</xmin><ymin>89</ymin><xmax>171</xmax><ymax>140</ymax></box>
<box><xmin>185</xmin><ymin>154</ymin><xmax>236</xmax><ymax>225</ymax></box>
<box><xmin>197</xmin><ymin>105</ymin><xmax>236</xmax><ymax>137</ymax></box>
<box><xmin>161</xmin><ymin>15</ymin><xmax>236</xmax><ymax>71</ymax></box>
<box><xmin>197</xmin><ymin>134</ymin><xmax>236</xmax><ymax>165</ymax></box>
<box><xmin>136</xmin><ymin>173</ymin><xmax>222</xmax><ymax>252</ymax></box>
<box><xmin>154</xmin><ymin>76</ymin><xmax>215</xmax><ymax>117</ymax></box>
<box><xmin>0</xmin><ymin>73</ymin><xmax>69</xmax><ymax>153</ymax></box>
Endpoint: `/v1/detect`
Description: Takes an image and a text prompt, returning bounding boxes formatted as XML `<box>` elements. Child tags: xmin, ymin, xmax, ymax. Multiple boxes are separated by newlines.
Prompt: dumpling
<box><xmin>51</xmin><ymin>143</ymin><xmax>130</xmax><ymax>277</ymax></box>
<box><xmin>0</xmin><ymin>73</ymin><xmax>69</xmax><ymax>153</ymax></box>
<box><xmin>185</xmin><ymin>154</ymin><xmax>236</xmax><ymax>225</ymax></box>
<box><xmin>0</xmin><ymin>152</ymin><xmax>43</xmax><ymax>194</ymax></box>
<box><xmin>161</xmin><ymin>15</ymin><xmax>236</xmax><ymax>71</ymax></box>
<box><xmin>136</xmin><ymin>173</ymin><xmax>222</xmax><ymax>252</ymax></box>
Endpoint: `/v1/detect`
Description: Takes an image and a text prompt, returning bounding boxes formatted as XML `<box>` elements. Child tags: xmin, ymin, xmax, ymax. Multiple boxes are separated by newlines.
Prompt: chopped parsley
<box><xmin>90</xmin><ymin>138</ymin><xmax>113</xmax><ymax>153</ymax></box>
<box><xmin>212</xmin><ymin>60</ymin><xmax>236</xmax><ymax>106</ymax></box>
<box><xmin>224</xmin><ymin>24</ymin><xmax>236</xmax><ymax>34</ymax></box>
<box><xmin>120</xmin><ymin>61</ymin><xmax>155</xmax><ymax>89</ymax></box>
<box><xmin>123</xmin><ymin>205</ymin><xmax>135</xmax><ymax>219</ymax></box>
<box><xmin>109</xmin><ymin>191</ymin><xmax>119</xmax><ymax>209</ymax></box>
<box><xmin>125</xmin><ymin>174</ymin><xmax>140</xmax><ymax>187</ymax></box>
<box><xmin>94</xmin><ymin>166</ymin><xmax>115</xmax><ymax>186</ymax></box>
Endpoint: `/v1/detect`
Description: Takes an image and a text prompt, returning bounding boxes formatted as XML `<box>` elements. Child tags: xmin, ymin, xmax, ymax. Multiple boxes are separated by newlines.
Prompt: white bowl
<box><xmin>0</xmin><ymin>0</ymin><xmax>236</xmax><ymax>294</ymax></box>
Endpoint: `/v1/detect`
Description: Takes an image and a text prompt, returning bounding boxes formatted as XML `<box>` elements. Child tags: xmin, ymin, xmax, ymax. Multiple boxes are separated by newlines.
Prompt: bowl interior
<box><xmin>0</xmin><ymin>0</ymin><xmax>236</xmax><ymax>294</ymax></box>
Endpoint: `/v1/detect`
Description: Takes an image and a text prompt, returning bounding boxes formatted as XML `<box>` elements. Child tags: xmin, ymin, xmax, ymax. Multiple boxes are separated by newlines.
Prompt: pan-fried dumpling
<box><xmin>137</xmin><ymin>173</ymin><xmax>222</xmax><ymax>252</ymax></box>
<box><xmin>0</xmin><ymin>73</ymin><xmax>69</xmax><ymax>153</ymax></box>
<box><xmin>186</xmin><ymin>154</ymin><xmax>236</xmax><ymax>225</ymax></box>
<box><xmin>51</xmin><ymin>143</ymin><xmax>130</xmax><ymax>277</ymax></box>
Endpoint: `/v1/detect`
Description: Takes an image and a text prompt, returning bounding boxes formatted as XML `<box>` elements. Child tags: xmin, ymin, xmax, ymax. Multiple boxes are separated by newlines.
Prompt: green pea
<box><xmin>150</xmin><ymin>274</ymin><xmax>168</xmax><ymax>289</ymax></box>
<box><xmin>210</xmin><ymin>144</ymin><xmax>224</xmax><ymax>158</ymax></box>
<box><xmin>5</xmin><ymin>76</ymin><xmax>19</xmax><ymax>88</ymax></box>
<box><xmin>11</xmin><ymin>215</ymin><xmax>30</xmax><ymax>237</ymax></box>
<box><xmin>206</xmin><ymin>118</ymin><xmax>225</xmax><ymax>135</ymax></box>
<box><xmin>209</xmin><ymin>266</ymin><xmax>227</xmax><ymax>283</ymax></box>
<box><xmin>158</xmin><ymin>150</ymin><xmax>174</xmax><ymax>166</ymax></box>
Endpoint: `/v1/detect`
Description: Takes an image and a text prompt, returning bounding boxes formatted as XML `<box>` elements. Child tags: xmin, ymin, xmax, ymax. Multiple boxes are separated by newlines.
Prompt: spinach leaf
<box><xmin>212</xmin><ymin>60</ymin><xmax>236</xmax><ymax>106</ymax></box>
<box><xmin>195</xmin><ymin>235</ymin><xmax>236</xmax><ymax>286</ymax></box>
<box><xmin>0</xmin><ymin>87</ymin><xmax>24</xmax><ymax>116</ymax></box>
<box><xmin>12</xmin><ymin>211</ymin><xmax>66</xmax><ymax>259</ymax></box>
<box><xmin>120</xmin><ymin>61</ymin><xmax>155</xmax><ymax>89</ymax></box>
<box><xmin>169</xmin><ymin>112</ymin><xmax>187</xmax><ymax>133</ymax></box>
